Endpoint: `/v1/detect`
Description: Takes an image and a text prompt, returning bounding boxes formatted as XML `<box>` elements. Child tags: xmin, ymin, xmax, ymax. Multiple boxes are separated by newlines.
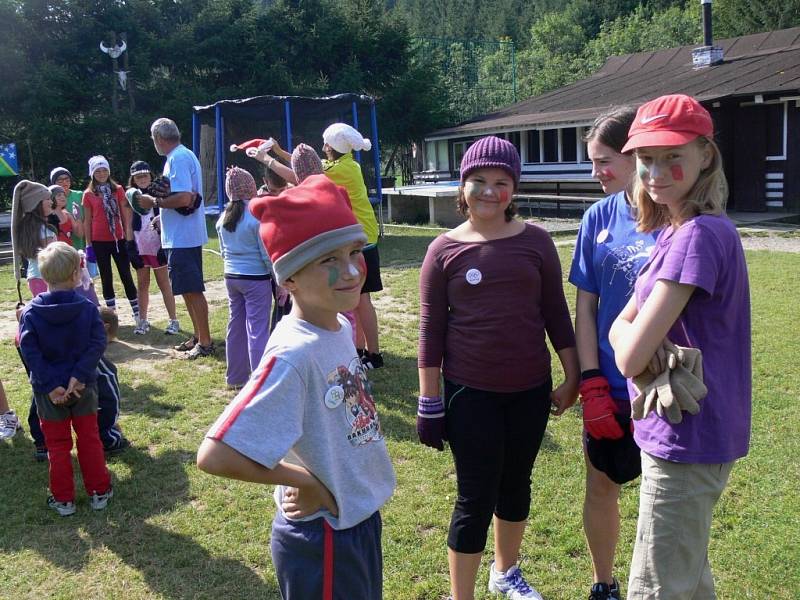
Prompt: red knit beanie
<box><xmin>249</xmin><ymin>174</ymin><xmax>366</xmax><ymax>285</ymax></box>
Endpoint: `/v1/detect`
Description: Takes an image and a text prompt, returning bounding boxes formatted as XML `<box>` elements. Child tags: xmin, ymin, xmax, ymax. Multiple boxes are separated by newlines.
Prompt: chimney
<box><xmin>692</xmin><ymin>0</ymin><xmax>724</xmax><ymax>68</ymax></box>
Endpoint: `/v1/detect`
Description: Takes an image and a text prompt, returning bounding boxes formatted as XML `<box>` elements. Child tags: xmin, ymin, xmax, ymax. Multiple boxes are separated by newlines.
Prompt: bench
<box><xmin>514</xmin><ymin>193</ymin><xmax>600</xmax><ymax>218</ymax></box>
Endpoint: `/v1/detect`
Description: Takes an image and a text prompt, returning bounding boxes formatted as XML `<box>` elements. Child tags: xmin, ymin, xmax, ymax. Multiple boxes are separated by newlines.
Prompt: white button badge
<box><xmin>466</xmin><ymin>268</ymin><xmax>482</xmax><ymax>285</ymax></box>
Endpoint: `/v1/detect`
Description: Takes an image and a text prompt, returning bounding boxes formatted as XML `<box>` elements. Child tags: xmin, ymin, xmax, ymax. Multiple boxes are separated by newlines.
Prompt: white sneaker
<box><xmin>0</xmin><ymin>410</ymin><xmax>22</xmax><ymax>440</ymax></box>
<box><xmin>90</xmin><ymin>487</ymin><xmax>114</xmax><ymax>511</ymax></box>
<box><xmin>165</xmin><ymin>319</ymin><xmax>180</xmax><ymax>335</ymax></box>
<box><xmin>488</xmin><ymin>562</ymin><xmax>543</xmax><ymax>600</ymax></box>
<box><xmin>47</xmin><ymin>495</ymin><xmax>76</xmax><ymax>517</ymax></box>
<box><xmin>133</xmin><ymin>318</ymin><xmax>150</xmax><ymax>335</ymax></box>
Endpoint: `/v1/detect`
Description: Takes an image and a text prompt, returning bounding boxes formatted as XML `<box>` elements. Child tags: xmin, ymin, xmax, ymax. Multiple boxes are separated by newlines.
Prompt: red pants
<box><xmin>40</xmin><ymin>414</ymin><xmax>110</xmax><ymax>502</ymax></box>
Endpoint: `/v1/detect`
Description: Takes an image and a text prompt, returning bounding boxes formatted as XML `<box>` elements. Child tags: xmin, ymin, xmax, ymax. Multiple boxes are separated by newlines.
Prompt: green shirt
<box><xmin>65</xmin><ymin>189</ymin><xmax>85</xmax><ymax>250</ymax></box>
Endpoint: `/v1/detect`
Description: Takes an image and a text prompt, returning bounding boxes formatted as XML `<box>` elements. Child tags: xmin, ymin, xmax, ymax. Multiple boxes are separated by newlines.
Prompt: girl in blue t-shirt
<box><xmin>569</xmin><ymin>107</ymin><xmax>659</xmax><ymax>600</ymax></box>
<box><xmin>216</xmin><ymin>167</ymin><xmax>273</xmax><ymax>389</ymax></box>
<box><xmin>610</xmin><ymin>95</ymin><xmax>751</xmax><ymax>599</ymax></box>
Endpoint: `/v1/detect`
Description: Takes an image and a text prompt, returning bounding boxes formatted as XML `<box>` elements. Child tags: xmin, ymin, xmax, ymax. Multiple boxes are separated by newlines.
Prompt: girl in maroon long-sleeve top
<box><xmin>416</xmin><ymin>136</ymin><xmax>579</xmax><ymax>600</ymax></box>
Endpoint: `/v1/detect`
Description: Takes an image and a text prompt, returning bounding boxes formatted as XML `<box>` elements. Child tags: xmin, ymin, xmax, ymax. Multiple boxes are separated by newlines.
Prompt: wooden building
<box><xmin>419</xmin><ymin>26</ymin><xmax>800</xmax><ymax>212</ymax></box>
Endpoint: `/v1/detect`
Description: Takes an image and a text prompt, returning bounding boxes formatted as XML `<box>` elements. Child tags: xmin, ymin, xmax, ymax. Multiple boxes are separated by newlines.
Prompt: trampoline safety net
<box><xmin>193</xmin><ymin>94</ymin><xmax>380</xmax><ymax>211</ymax></box>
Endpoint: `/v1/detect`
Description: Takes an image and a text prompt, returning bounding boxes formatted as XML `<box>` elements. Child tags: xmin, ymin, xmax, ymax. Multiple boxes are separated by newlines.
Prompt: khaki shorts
<box><xmin>628</xmin><ymin>452</ymin><xmax>734</xmax><ymax>600</ymax></box>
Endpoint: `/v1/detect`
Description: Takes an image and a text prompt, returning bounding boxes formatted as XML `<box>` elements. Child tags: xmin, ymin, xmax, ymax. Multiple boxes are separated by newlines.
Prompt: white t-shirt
<box><xmin>206</xmin><ymin>314</ymin><xmax>395</xmax><ymax>530</ymax></box>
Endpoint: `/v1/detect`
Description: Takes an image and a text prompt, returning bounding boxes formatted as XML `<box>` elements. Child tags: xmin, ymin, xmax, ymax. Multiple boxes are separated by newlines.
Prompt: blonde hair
<box><xmin>38</xmin><ymin>241</ymin><xmax>80</xmax><ymax>285</ymax></box>
<box><xmin>634</xmin><ymin>137</ymin><xmax>728</xmax><ymax>232</ymax></box>
<box><xmin>99</xmin><ymin>306</ymin><xmax>119</xmax><ymax>340</ymax></box>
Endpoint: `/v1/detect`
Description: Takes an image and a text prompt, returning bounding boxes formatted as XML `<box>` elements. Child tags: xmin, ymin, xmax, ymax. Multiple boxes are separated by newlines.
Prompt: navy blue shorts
<box><xmin>585</xmin><ymin>413</ymin><xmax>641</xmax><ymax>485</ymax></box>
<box><xmin>361</xmin><ymin>244</ymin><xmax>383</xmax><ymax>294</ymax></box>
<box><xmin>270</xmin><ymin>511</ymin><xmax>382</xmax><ymax>600</ymax></box>
<box><xmin>166</xmin><ymin>246</ymin><xmax>205</xmax><ymax>295</ymax></box>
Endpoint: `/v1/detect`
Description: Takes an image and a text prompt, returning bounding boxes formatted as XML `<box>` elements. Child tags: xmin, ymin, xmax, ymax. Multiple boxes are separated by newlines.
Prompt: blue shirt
<box><xmin>569</xmin><ymin>191</ymin><xmax>660</xmax><ymax>404</ymax></box>
<box><xmin>19</xmin><ymin>290</ymin><xmax>106</xmax><ymax>394</ymax></box>
<box><xmin>161</xmin><ymin>144</ymin><xmax>208</xmax><ymax>249</ymax></box>
<box><xmin>215</xmin><ymin>200</ymin><xmax>272</xmax><ymax>276</ymax></box>
<box><xmin>26</xmin><ymin>225</ymin><xmax>57</xmax><ymax>280</ymax></box>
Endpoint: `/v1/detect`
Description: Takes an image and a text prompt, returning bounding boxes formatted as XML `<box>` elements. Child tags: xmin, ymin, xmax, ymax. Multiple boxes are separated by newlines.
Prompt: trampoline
<box><xmin>192</xmin><ymin>93</ymin><xmax>383</xmax><ymax>232</ymax></box>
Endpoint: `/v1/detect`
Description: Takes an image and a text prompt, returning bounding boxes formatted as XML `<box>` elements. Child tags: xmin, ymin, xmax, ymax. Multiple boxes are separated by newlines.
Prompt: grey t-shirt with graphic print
<box><xmin>207</xmin><ymin>314</ymin><xmax>395</xmax><ymax>530</ymax></box>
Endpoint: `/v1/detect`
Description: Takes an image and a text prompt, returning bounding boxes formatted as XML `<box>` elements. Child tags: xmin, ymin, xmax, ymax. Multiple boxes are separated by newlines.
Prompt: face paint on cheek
<box><xmin>347</xmin><ymin>261</ymin><xmax>360</xmax><ymax>277</ymax></box>
<box><xmin>637</xmin><ymin>163</ymin><xmax>649</xmax><ymax>180</ymax></box>
<box><xmin>326</xmin><ymin>266</ymin><xmax>340</xmax><ymax>287</ymax></box>
<box><xmin>464</xmin><ymin>181</ymin><xmax>481</xmax><ymax>198</ymax></box>
<box><xmin>670</xmin><ymin>165</ymin><xmax>684</xmax><ymax>181</ymax></box>
<box><xmin>599</xmin><ymin>168</ymin><xmax>616</xmax><ymax>181</ymax></box>
<box><xmin>498</xmin><ymin>188</ymin><xmax>510</xmax><ymax>204</ymax></box>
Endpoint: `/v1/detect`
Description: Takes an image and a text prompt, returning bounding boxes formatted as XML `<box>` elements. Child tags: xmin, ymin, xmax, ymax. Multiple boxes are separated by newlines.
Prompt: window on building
<box><xmin>561</xmin><ymin>127</ymin><xmax>578</xmax><ymax>162</ymax></box>
<box><xmin>542</xmin><ymin>129</ymin><xmax>558</xmax><ymax>162</ymax></box>
<box><xmin>580</xmin><ymin>127</ymin><xmax>589</xmax><ymax>162</ymax></box>
<box><xmin>425</xmin><ymin>141</ymin><xmax>437</xmax><ymax>171</ymax></box>
<box><xmin>765</xmin><ymin>103</ymin><xmax>786</xmax><ymax>159</ymax></box>
<box><xmin>453</xmin><ymin>141</ymin><xmax>473</xmax><ymax>170</ymax></box>
<box><xmin>526</xmin><ymin>130</ymin><xmax>540</xmax><ymax>163</ymax></box>
<box><xmin>507</xmin><ymin>131</ymin><xmax>521</xmax><ymax>155</ymax></box>
<box><xmin>424</xmin><ymin>140</ymin><xmax>450</xmax><ymax>171</ymax></box>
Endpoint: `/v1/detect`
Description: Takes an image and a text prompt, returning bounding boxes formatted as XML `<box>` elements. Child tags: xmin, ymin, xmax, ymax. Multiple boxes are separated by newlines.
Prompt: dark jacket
<box><xmin>19</xmin><ymin>290</ymin><xmax>106</xmax><ymax>394</ymax></box>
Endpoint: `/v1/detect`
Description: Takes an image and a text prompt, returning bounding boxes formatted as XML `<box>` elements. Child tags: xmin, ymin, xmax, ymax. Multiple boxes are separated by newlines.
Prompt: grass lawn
<box><xmin>1</xmin><ymin>223</ymin><xmax>798</xmax><ymax>599</ymax></box>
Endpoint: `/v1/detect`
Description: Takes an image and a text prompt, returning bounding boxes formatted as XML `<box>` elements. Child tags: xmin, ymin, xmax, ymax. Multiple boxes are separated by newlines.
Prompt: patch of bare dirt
<box><xmin>0</xmin><ymin>279</ymin><xmax>230</xmax><ymax>342</ymax></box>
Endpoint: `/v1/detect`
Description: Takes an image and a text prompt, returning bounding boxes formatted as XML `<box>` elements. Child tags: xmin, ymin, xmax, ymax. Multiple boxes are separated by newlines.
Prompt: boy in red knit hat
<box><xmin>197</xmin><ymin>174</ymin><xmax>395</xmax><ymax>600</ymax></box>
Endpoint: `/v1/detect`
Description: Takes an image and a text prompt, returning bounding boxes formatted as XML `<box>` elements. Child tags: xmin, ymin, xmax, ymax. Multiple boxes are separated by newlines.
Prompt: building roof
<box><xmin>427</xmin><ymin>27</ymin><xmax>800</xmax><ymax>138</ymax></box>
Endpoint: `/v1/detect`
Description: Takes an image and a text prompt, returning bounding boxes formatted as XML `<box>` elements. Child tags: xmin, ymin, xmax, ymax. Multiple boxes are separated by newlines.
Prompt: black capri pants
<box><xmin>445</xmin><ymin>377</ymin><xmax>552</xmax><ymax>554</ymax></box>
<box><xmin>92</xmin><ymin>240</ymin><xmax>137</xmax><ymax>302</ymax></box>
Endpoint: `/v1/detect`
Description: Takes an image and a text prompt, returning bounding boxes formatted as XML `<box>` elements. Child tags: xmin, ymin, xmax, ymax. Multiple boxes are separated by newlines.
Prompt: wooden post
<box><xmin>109</xmin><ymin>31</ymin><xmax>119</xmax><ymax>115</ymax></box>
<box><xmin>120</xmin><ymin>32</ymin><xmax>135</xmax><ymax>113</ymax></box>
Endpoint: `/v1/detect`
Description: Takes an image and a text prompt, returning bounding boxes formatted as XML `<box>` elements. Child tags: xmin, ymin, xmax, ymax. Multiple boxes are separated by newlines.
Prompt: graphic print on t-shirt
<box><xmin>601</xmin><ymin>238</ymin><xmax>654</xmax><ymax>288</ymax></box>
<box><xmin>326</xmin><ymin>358</ymin><xmax>383</xmax><ymax>447</ymax></box>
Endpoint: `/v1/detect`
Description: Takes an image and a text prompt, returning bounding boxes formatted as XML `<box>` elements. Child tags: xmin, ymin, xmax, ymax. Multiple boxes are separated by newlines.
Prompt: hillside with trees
<box><xmin>1</xmin><ymin>0</ymin><xmax>798</xmax><ymax>195</ymax></box>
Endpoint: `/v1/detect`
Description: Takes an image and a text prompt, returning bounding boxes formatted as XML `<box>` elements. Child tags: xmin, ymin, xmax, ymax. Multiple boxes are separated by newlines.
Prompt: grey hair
<box><xmin>150</xmin><ymin>118</ymin><xmax>181</xmax><ymax>142</ymax></box>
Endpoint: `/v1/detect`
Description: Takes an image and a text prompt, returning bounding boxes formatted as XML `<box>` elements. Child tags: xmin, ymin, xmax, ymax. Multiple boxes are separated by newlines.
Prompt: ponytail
<box><xmin>221</xmin><ymin>200</ymin><xmax>245</xmax><ymax>232</ymax></box>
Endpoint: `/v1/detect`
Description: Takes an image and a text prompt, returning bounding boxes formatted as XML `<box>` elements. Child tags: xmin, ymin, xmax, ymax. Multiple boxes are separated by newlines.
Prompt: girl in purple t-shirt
<box><xmin>570</xmin><ymin>106</ymin><xmax>657</xmax><ymax>600</ymax></box>
<box><xmin>417</xmin><ymin>137</ymin><xmax>579</xmax><ymax>600</ymax></box>
<box><xmin>610</xmin><ymin>95</ymin><xmax>751</xmax><ymax>599</ymax></box>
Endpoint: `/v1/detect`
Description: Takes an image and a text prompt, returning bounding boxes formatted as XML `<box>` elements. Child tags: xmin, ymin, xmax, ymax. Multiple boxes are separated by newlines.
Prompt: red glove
<box><xmin>580</xmin><ymin>376</ymin><xmax>624</xmax><ymax>440</ymax></box>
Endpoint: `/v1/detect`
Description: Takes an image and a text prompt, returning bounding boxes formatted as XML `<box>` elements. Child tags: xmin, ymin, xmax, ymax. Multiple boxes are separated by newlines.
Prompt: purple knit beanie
<box><xmin>459</xmin><ymin>136</ymin><xmax>521</xmax><ymax>188</ymax></box>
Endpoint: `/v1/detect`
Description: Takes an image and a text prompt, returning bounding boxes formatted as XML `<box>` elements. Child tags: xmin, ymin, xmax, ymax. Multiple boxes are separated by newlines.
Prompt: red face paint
<box><xmin>670</xmin><ymin>165</ymin><xmax>684</xmax><ymax>181</ymax></box>
<box><xmin>498</xmin><ymin>189</ymin><xmax>510</xmax><ymax>204</ymax></box>
<box><xmin>599</xmin><ymin>168</ymin><xmax>616</xmax><ymax>181</ymax></box>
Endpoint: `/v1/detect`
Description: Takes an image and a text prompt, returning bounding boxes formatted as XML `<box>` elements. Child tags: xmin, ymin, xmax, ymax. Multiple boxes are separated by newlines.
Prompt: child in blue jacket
<box><xmin>18</xmin><ymin>239</ymin><xmax>112</xmax><ymax>516</ymax></box>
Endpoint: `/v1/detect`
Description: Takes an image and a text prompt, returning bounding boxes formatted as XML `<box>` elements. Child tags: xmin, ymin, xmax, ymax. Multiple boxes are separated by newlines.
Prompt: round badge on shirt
<box><xmin>324</xmin><ymin>385</ymin><xmax>345</xmax><ymax>409</ymax></box>
<box><xmin>596</xmin><ymin>229</ymin><xmax>610</xmax><ymax>244</ymax></box>
<box><xmin>465</xmin><ymin>268</ymin><xmax>482</xmax><ymax>285</ymax></box>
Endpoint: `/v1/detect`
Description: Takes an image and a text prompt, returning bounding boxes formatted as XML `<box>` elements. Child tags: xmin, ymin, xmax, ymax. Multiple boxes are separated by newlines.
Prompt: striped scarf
<box><xmin>96</xmin><ymin>183</ymin><xmax>121</xmax><ymax>241</ymax></box>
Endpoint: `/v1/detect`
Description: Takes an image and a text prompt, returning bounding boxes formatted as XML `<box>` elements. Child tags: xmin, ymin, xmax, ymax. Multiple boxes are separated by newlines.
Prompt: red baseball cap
<box><xmin>621</xmin><ymin>94</ymin><xmax>714</xmax><ymax>153</ymax></box>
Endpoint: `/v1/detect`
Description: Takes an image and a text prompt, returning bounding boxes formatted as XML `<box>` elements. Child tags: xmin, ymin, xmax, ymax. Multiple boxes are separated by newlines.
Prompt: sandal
<box><xmin>174</xmin><ymin>336</ymin><xmax>198</xmax><ymax>352</ymax></box>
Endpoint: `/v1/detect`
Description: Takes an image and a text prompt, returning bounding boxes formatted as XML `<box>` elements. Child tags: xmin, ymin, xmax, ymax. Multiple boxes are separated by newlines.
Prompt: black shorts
<box><xmin>361</xmin><ymin>244</ymin><xmax>383</xmax><ymax>294</ymax></box>
<box><xmin>166</xmin><ymin>246</ymin><xmax>205</xmax><ymax>295</ymax></box>
<box><xmin>585</xmin><ymin>414</ymin><xmax>642</xmax><ymax>485</ymax></box>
